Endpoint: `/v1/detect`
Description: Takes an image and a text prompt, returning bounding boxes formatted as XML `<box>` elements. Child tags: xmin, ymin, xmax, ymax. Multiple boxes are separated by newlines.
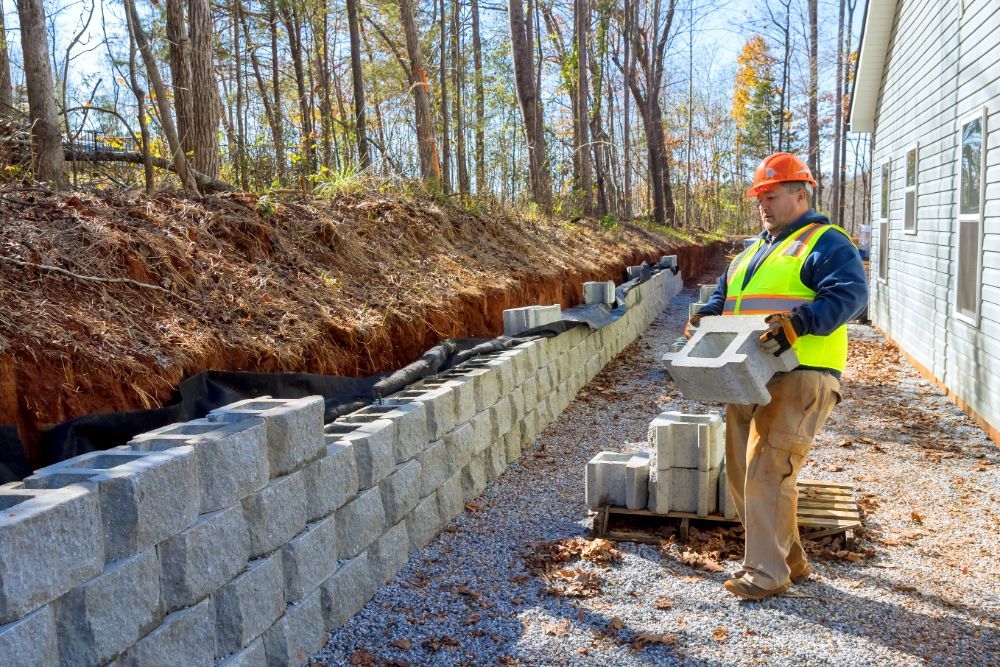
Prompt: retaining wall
<box><xmin>0</xmin><ymin>268</ymin><xmax>683</xmax><ymax>667</ymax></box>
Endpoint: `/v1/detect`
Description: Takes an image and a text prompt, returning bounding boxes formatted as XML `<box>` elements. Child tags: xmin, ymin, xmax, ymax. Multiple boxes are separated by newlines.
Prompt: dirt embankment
<box><xmin>0</xmin><ymin>189</ymin><xmax>722</xmax><ymax>456</ymax></box>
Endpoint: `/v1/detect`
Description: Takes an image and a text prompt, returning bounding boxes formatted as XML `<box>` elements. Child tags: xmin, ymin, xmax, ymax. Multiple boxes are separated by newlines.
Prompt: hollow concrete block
<box><xmin>583</xmin><ymin>280</ymin><xmax>616</xmax><ymax>306</ymax></box>
<box><xmin>380</xmin><ymin>460</ymin><xmax>421</xmax><ymax>525</ymax></box>
<box><xmin>321</xmin><ymin>552</ymin><xmax>374</xmax><ymax>631</ymax></box>
<box><xmin>336</xmin><ymin>419</ymin><xmax>395</xmax><ymax>488</ymax></box>
<box><xmin>336</xmin><ymin>487</ymin><xmax>386</xmax><ymax>560</ymax></box>
<box><xmin>415</xmin><ymin>439</ymin><xmax>450</xmax><ymax>498</ymax></box>
<box><xmin>118</xmin><ymin>598</ymin><xmax>215</xmax><ymax>667</ymax></box>
<box><xmin>217</xmin><ymin>637</ymin><xmax>265</xmax><ymax>667</ymax></box>
<box><xmin>281</xmin><ymin>514</ymin><xmax>337</xmax><ymax>603</ymax></box>
<box><xmin>213</xmin><ymin>553</ymin><xmax>284</xmax><ymax>657</ymax></box>
<box><xmin>208</xmin><ymin>396</ymin><xmax>325</xmax><ymax>478</ymax></box>
<box><xmin>502</xmin><ymin>304</ymin><xmax>562</xmax><ymax>336</ymax></box>
<box><xmin>24</xmin><ymin>447</ymin><xmax>199</xmax><ymax>563</ymax></box>
<box><xmin>386</xmin><ymin>385</ymin><xmax>456</xmax><ymax>441</ymax></box>
<box><xmin>484</xmin><ymin>441</ymin><xmax>507</xmax><ymax>483</ymax></box>
<box><xmin>659</xmin><ymin>255</ymin><xmax>678</xmax><ymax>269</ymax></box>
<box><xmin>584</xmin><ymin>452</ymin><xmax>630</xmax><ymax>508</ymax></box>
<box><xmin>688</xmin><ymin>301</ymin><xmax>706</xmax><ymax>319</ymax></box>
<box><xmin>130</xmin><ymin>418</ymin><xmax>269</xmax><ymax>513</ymax></box>
<box><xmin>489</xmin><ymin>395</ymin><xmax>513</xmax><ymax>440</ymax></box>
<box><xmin>647</xmin><ymin>411</ymin><xmax>724</xmax><ymax>471</ymax></box>
<box><xmin>261</xmin><ymin>588</ymin><xmax>324</xmax><ymax>667</ymax></box>
<box><xmin>443</xmin><ymin>422</ymin><xmax>475</xmax><ymax>471</ymax></box>
<box><xmin>626</xmin><ymin>265</ymin><xmax>651</xmax><ymax>282</ymax></box>
<box><xmin>371</xmin><ymin>519</ymin><xmax>409</xmax><ymax>585</ymax></box>
<box><xmin>53</xmin><ymin>549</ymin><xmax>162</xmax><ymax>666</ymax></box>
<box><xmin>303</xmin><ymin>441</ymin><xmax>358</xmax><ymax>522</ymax></box>
<box><xmin>466</xmin><ymin>367</ymin><xmax>500</xmax><ymax>411</ymax></box>
<box><xmin>344</xmin><ymin>402</ymin><xmax>428</xmax><ymax>464</ymax></box>
<box><xmin>648</xmin><ymin>466</ymin><xmax>720</xmax><ymax>516</ymax></box>
<box><xmin>503</xmin><ymin>429</ymin><xmax>523</xmax><ymax>464</ymax></box>
<box><xmin>406</xmin><ymin>492</ymin><xmax>441</xmax><ymax>551</ymax></box>
<box><xmin>624</xmin><ymin>452</ymin><xmax>650</xmax><ymax>510</ymax></box>
<box><xmin>0</xmin><ymin>485</ymin><xmax>103</xmax><ymax>623</ymax></box>
<box><xmin>241</xmin><ymin>471</ymin><xmax>306</xmax><ymax>559</ymax></box>
<box><xmin>436</xmin><ymin>473</ymin><xmax>465</xmax><ymax>524</ymax></box>
<box><xmin>0</xmin><ymin>605</ymin><xmax>58</xmax><ymax>667</ymax></box>
<box><xmin>469</xmin><ymin>409</ymin><xmax>493</xmax><ymax>455</ymax></box>
<box><xmin>699</xmin><ymin>284</ymin><xmax>717</xmax><ymax>302</ymax></box>
<box><xmin>662</xmin><ymin>315</ymin><xmax>799</xmax><ymax>405</ymax></box>
<box><xmin>460</xmin><ymin>454</ymin><xmax>487</xmax><ymax>501</ymax></box>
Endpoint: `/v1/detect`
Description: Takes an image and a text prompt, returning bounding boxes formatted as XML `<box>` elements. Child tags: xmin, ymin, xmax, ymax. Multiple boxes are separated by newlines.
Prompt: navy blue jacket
<box><xmin>698</xmin><ymin>210</ymin><xmax>868</xmax><ymax>345</ymax></box>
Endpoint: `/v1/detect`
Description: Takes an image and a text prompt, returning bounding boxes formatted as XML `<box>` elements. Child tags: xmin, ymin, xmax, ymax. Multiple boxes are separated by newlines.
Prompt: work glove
<box><xmin>684</xmin><ymin>313</ymin><xmax>704</xmax><ymax>339</ymax></box>
<box><xmin>759</xmin><ymin>312</ymin><xmax>806</xmax><ymax>356</ymax></box>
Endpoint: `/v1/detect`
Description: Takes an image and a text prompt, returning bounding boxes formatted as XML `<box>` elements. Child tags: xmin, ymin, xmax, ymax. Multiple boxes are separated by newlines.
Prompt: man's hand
<box><xmin>684</xmin><ymin>313</ymin><xmax>704</xmax><ymax>339</ymax></box>
<box><xmin>759</xmin><ymin>312</ymin><xmax>805</xmax><ymax>356</ymax></box>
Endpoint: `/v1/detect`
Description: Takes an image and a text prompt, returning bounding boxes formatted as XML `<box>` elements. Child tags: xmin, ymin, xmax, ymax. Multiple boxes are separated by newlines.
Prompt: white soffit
<box><xmin>849</xmin><ymin>0</ymin><xmax>898</xmax><ymax>134</ymax></box>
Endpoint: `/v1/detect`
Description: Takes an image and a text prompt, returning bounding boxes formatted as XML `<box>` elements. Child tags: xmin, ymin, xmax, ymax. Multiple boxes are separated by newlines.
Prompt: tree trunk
<box><xmin>575</xmin><ymin>0</ymin><xmax>593</xmax><ymax>213</ymax></box>
<box><xmin>124</xmin><ymin>0</ymin><xmax>199</xmax><ymax>194</ymax></box>
<box><xmin>508</xmin><ymin>0</ymin><xmax>551</xmax><ymax>211</ymax></box>
<box><xmin>188</xmin><ymin>0</ymin><xmax>220</xmax><ymax>178</ymax></box>
<box><xmin>451</xmin><ymin>0</ymin><xmax>469</xmax><ymax>196</ymax></box>
<box><xmin>124</xmin><ymin>4</ymin><xmax>154</xmax><ymax>193</ymax></box>
<box><xmin>281</xmin><ymin>2</ymin><xmax>315</xmax><ymax>185</ymax></box>
<box><xmin>471</xmin><ymin>0</ymin><xmax>485</xmax><ymax>194</ymax></box>
<box><xmin>438</xmin><ymin>0</ymin><xmax>451</xmax><ymax>193</ymax></box>
<box><xmin>838</xmin><ymin>0</ymin><xmax>857</xmax><ymax>225</ymax></box>
<box><xmin>399</xmin><ymin>0</ymin><xmax>440</xmax><ymax>185</ymax></box>
<box><xmin>831</xmin><ymin>0</ymin><xmax>845</xmax><ymax>222</ymax></box>
<box><xmin>0</xmin><ymin>3</ymin><xmax>14</xmax><ymax>116</ymax></box>
<box><xmin>346</xmin><ymin>0</ymin><xmax>370</xmax><ymax>168</ymax></box>
<box><xmin>808</xmin><ymin>0</ymin><xmax>820</xmax><ymax>205</ymax></box>
<box><xmin>166</xmin><ymin>0</ymin><xmax>193</xmax><ymax>155</ymax></box>
<box><xmin>16</xmin><ymin>0</ymin><xmax>66</xmax><ymax>187</ymax></box>
<box><xmin>269</xmin><ymin>0</ymin><xmax>285</xmax><ymax>180</ymax></box>
<box><xmin>622</xmin><ymin>0</ymin><xmax>632</xmax><ymax>220</ymax></box>
<box><xmin>233</xmin><ymin>0</ymin><xmax>247</xmax><ymax>189</ymax></box>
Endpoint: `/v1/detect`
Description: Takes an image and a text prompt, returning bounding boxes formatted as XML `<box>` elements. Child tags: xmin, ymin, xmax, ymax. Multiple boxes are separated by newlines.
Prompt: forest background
<box><xmin>0</xmin><ymin>0</ymin><xmax>870</xmax><ymax>238</ymax></box>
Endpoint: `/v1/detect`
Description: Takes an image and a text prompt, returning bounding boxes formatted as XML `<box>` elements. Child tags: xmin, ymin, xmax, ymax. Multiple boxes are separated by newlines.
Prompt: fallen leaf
<box><xmin>610</xmin><ymin>616</ymin><xmax>624</xmax><ymax>631</ymax></box>
<box><xmin>348</xmin><ymin>648</ymin><xmax>375</xmax><ymax>666</ymax></box>
<box><xmin>893</xmin><ymin>585</ymin><xmax>917</xmax><ymax>593</ymax></box>
<box><xmin>512</xmin><ymin>597</ymin><xmax>523</xmax><ymax>605</ymax></box>
<box><xmin>577</xmin><ymin>609</ymin><xmax>585</xmax><ymax>621</ymax></box>
<box><xmin>634</xmin><ymin>632</ymin><xmax>680</xmax><ymax>646</ymax></box>
<box><xmin>457</xmin><ymin>585</ymin><xmax>475</xmax><ymax>597</ymax></box>
<box><xmin>543</xmin><ymin>619</ymin><xmax>571</xmax><ymax>636</ymax></box>
<box><xmin>712</xmin><ymin>626</ymin><xmax>728</xmax><ymax>642</ymax></box>
<box><xmin>465</xmin><ymin>502</ymin><xmax>486</xmax><ymax>512</ymax></box>
<box><xmin>653</xmin><ymin>595</ymin><xmax>673</xmax><ymax>610</ymax></box>
<box><xmin>911</xmin><ymin>510</ymin><xmax>924</xmax><ymax>524</ymax></box>
<box><xmin>679</xmin><ymin>576</ymin><xmax>702</xmax><ymax>584</ymax></box>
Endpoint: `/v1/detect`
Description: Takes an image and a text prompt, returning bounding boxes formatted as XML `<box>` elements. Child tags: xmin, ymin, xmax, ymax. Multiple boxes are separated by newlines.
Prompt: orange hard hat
<box><xmin>746</xmin><ymin>152</ymin><xmax>817</xmax><ymax>197</ymax></box>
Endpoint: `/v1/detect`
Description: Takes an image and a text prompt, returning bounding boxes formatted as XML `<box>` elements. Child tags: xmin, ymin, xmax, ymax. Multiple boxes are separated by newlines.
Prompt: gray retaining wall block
<box><xmin>130</xmin><ymin>418</ymin><xmax>269</xmax><ymax>513</ymax></box>
<box><xmin>321</xmin><ymin>552</ymin><xmax>375</xmax><ymax>631</ymax></box>
<box><xmin>647</xmin><ymin>411</ymin><xmax>724</xmax><ymax>471</ymax></box>
<box><xmin>262</xmin><ymin>588</ymin><xmax>325</xmax><ymax>667</ymax></box>
<box><xmin>213</xmin><ymin>554</ymin><xmax>284</xmax><ymax>657</ymax></box>
<box><xmin>386</xmin><ymin>385</ymin><xmax>457</xmax><ymax>441</ymax></box>
<box><xmin>158</xmin><ymin>506</ymin><xmax>250</xmax><ymax>613</ymax></box>
<box><xmin>117</xmin><ymin>598</ymin><xmax>215</xmax><ymax>667</ymax></box>
<box><xmin>489</xmin><ymin>395</ymin><xmax>513</xmax><ymax>441</ymax></box>
<box><xmin>242</xmin><ymin>471</ymin><xmax>307</xmax><ymax>559</ymax></box>
<box><xmin>336</xmin><ymin>419</ymin><xmax>395</xmax><ymax>488</ymax></box>
<box><xmin>469</xmin><ymin>409</ymin><xmax>494</xmax><ymax>455</ymax></box>
<box><xmin>662</xmin><ymin>315</ymin><xmax>798</xmax><ymax>405</ymax></box>
<box><xmin>406</xmin><ymin>493</ymin><xmax>442</xmax><ymax>551</ymax></box>
<box><xmin>53</xmin><ymin>549</ymin><xmax>161</xmax><ymax>666</ymax></box>
<box><xmin>513</xmin><ymin>339</ymin><xmax>541</xmax><ymax>375</ymax></box>
<box><xmin>502</xmin><ymin>305</ymin><xmax>562</xmax><ymax>336</ymax></box>
<box><xmin>583</xmin><ymin>280</ymin><xmax>616</xmax><ymax>306</ymax></box>
<box><xmin>688</xmin><ymin>301</ymin><xmax>706</xmax><ymax>319</ymax></box>
<box><xmin>503</xmin><ymin>429</ymin><xmax>523</xmax><ymax>464</ymax></box>
<box><xmin>584</xmin><ymin>452</ymin><xmax>630</xmax><ymax>508</ymax></box>
<box><xmin>466</xmin><ymin>367</ymin><xmax>500</xmax><ymax>412</ymax></box>
<box><xmin>380</xmin><ymin>459</ymin><xmax>422</xmax><ymax>525</ymax></box>
<box><xmin>436</xmin><ymin>473</ymin><xmax>465</xmax><ymax>525</ymax></box>
<box><xmin>432</xmin><ymin>376</ymin><xmax>478</xmax><ymax>424</ymax></box>
<box><xmin>520</xmin><ymin>375</ymin><xmax>538</xmax><ymax>410</ymax></box>
<box><xmin>336</xmin><ymin>487</ymin><xmax>386</xmax><ymax>560</ymax></box>
<box><xmin>25</xmin><ymin>447</ymin><xmax>199</xmax><ymax>563</ymax></box>
<box><xmin>660</xmin><ymin>255</ymin><xmax>678</xmax><ymax>268</ymax></box>
<box><xmin>416</xmin><ymin>439</ymin><xmax>451</xmax><ymax>498</ymax></box>
<box><xmin>626</xmin><ymin>265</ymin><xmax>651</xmax><ymax>282</ymax></box>
<box><xmin>217</xmin><ymin>637</ymin><xmax>266</xmax><ymax>667</ymax></box>
<box><xmin>509</xmin><ymin>386</ymin><xmax>526</xmax><ymax>424</ymax></box>
<box><xmin>443</xmin><ymin>422</ymin><xmax>475</xmax><ymax>471</ymax></box>
<box><xmin>371</xmin><ymin>519</ymin><xmax>410</xmax><ymax>585</ymax></box>
<box><xmin>699</xmin><ymin>284</ymin><xmax>717</xmax><ymax>303</ymax></box>
<box><xmin>504</xmin><ymin>348</ymin><xmax>534</xmax><ymax>386</ymax></box>
<box><xmin>346</xmin><ymin>402</ymin><xmax>428</xmax><ymax>463</ymax></box>
<box><xmin>281</xmin><ymin>515</ymin><xmax>337</xmax><ymax>603</ymax></box>
<box><xmin>460</xmin><ymin>454</ymin><xmax>487</xmax><ymax>501</ymax></box>
<box><xmin>0</xmin><ymin>485</ymin><xmax>103</xmax><ymax>623</ymax></box>
<box><xmin>648</xmin><ymin>467</ymin><xmax>720</xmax><ymax>515</ymax></box>
<box><xmin>669</xmin><ymin>336</ymin><xmax>688</xmax><ymax>353</ymax></box>
<box><xmin>484</xmin><ymin>442</ymin><xmax>507</xmax><ymax>483</ymax></box>
<box><xmin>624</xmin><ymin>453</ymin><xmax>650</xmax><ymax>511</ymax></box>
<box><xmin>719</xmin><ymin>463</ymin><xmax>737</xmax><ymax>519</ymax></box>
<box><xmin>208</xmin><ymin>396</ymin><xmax>325</xmax><ymax>478</ymax></box>
<box><xmin>303</xmin><ymin>441</ymin><xmax>359</xmax><ymax>523</ymax></box>
<box><xmin>0</xmin><ymin>605</ymin><xmax>58</xmax><ymax>667</ymax></box>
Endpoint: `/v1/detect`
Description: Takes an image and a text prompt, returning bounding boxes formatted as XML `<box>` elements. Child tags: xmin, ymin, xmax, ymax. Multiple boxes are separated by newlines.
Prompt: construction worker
<box><xmin>686</xmin><ymin>152</ymin><xmax>868</xmax><ymax>600</ymax></box>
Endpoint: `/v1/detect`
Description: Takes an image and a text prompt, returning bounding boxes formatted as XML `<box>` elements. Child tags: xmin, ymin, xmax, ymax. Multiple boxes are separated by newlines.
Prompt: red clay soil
<box><xmin>0</xmin><ymin>188</ymin><xmax>722</xmax><ymax>460</ymax></box>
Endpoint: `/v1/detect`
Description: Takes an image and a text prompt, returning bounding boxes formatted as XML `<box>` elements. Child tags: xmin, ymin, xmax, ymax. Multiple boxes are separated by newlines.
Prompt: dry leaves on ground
<box><xmin>712</xmin><ymin>626</ymin><xmax>729</xmax><ymax>642</ymax></box>
<box><xmin>524</xmin><ymin>538</ymin><xmax>621</xmax><ymax>597</ymax></box>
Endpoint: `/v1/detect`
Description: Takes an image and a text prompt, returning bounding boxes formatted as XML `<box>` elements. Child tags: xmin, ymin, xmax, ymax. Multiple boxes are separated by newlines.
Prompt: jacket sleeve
<box><xmin>794</xmin><ymin>230</ymin><xmax>869</xmax><ymax>336</ymax></box>
<box><xmin>696</xmin><ymin>273</ymin><xmax>727</xmax><ymax>317</ymax></box>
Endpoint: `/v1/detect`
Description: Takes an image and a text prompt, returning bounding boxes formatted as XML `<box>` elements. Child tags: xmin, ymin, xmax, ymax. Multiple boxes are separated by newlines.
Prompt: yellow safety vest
<box><xmin>723</xmin><ymin>223</ymin><xmax>852</xmax><ymax>372</ymax></box>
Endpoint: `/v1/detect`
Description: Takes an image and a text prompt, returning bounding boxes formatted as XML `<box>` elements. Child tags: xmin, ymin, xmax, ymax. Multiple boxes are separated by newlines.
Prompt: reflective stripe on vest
<box><xmin>723</xmin><ymin>223</ymin><xmax>852</xmax><ymax>372</ymax></box>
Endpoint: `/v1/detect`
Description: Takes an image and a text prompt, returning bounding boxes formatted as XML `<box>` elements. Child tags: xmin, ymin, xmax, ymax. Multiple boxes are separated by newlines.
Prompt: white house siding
<box><xmin>868</xmin><ymin>0</ymin><xmax>1000</xmax><ymax>432</ymax></box>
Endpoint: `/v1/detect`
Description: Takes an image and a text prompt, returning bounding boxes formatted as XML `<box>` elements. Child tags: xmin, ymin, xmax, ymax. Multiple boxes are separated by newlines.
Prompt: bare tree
<box><xmin>166</xmin><ymin>0</ymin><xmax>193</xmax><ymax>155</ymax></box>
<box><xmin>399</xmin><ymin>0</ymin><xmax>441</xmax><ymax>185</ymax></box>
<box><xmin>189</xmin><ymin>0</ymin><xmax>221</xmax><ymax>178</ymax></box>
<box><xmin>346</xmin><ymin>0</ymin><xmax>370</xmax><ymax>168</ymax></box>
<box><xmin>451</xmin><ymin>0</ymin><xmax>469</xmax><ymax>195</ymax></box>
<box><xmin>509</xmin><ymin>0</ymin><xmax>552</xmax><ymax>211</ymax></box>
<box><xmin>807</xmin><ymin>0</ymin><xmax>819</xmax><ymax>202</ymax></box>
<box><xmin>0</xmin><ymin>0</ymin><xmax>12</xmax><ymax>115</ymax></box>
<box><xmin>575</xmin><ymin>0</ymin><xmax>593</xmax><ymax>213</ymax></box>
<box><xmin>471</xmin><ymin>0</ymin><xmax>485</xmax><ymax>193</ymax></box>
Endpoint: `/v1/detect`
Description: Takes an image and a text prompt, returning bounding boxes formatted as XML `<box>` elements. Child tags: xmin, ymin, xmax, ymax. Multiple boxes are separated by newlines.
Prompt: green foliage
<box><xmin>256</xmin><ymin>194</ymin><xmax>276</xmax><ymax>217</ymax></box>
<box><xmin>310</xmin><ymin>163</ymin><xmax>366</xmax><ymax>198</ymax></box>
<box><xmin>599</xmin><ymin>213</ymin><xmax>618</xmax><ymax>231</ymax></box>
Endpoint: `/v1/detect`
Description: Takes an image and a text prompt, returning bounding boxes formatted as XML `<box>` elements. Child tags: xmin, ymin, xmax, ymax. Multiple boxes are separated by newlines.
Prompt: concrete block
<box><xmin>371</xmin><ymin>519</ymin><xmax>409</xmax><ymax>585</ymax></box>
<box><xmin>648</xmin><ymin>411</ymin><xmax>724</xmax><ymax>471</ymax></box>
<box><xmin>336</xmin><ymin>419</ymin><xmax>394</xmax><ymax>488</ymax></box>
<box><xmin>0</xmin><ymin>605</ymin><xmax>58</xmax><ymax>667</ymax></box>
<box><xmin>443</xmin><ymin>422</ymin><xmax>475</xmax><ymax>471</ymax></box>
<box><xmin>460</xmin><ymin>455</ymin><xmax>486</xmax><ymax>501</ymax></box>
<box><xmin>0</xmin><ymin>485</ymin><xmax>103</xmax><ymax>623</ymax></box>
<box><xmin>281</xmin><ymin>515</ymin><xmax>337</xmax><ymax>603</ymax></box>
<box><xmin>502</xmin><ymin>305</ymin><xmax>562</xmax><ymax>336</ymax></box>
<box><xmin>503</xmin><ymin>429</ymin><xmax>523</xmax><ymax>464</ymax></box>
<box><xmin>699</xmin><ymin>284</ymin><xmax>717</xmax><ymax>302</ymax></box>
<box><xmin>321</xmin><ymin>553</ymin><xmax>375</xmax><ymax>631</ymax></box>
<box><xmin>262</xmin><ymin>588</ymin><xmax>324</xmax><ymax>667</ymax></box>
<box><xmin>24</xmin><ymin>447</ymin><xmax>199</xmax><ymax>563</ymax></box>
<box><xmin>719</xmin><ymin>463</ymin><xmax>737</xmax><ymax>519</ymax></box>
<box><xmin>585</xmin><ymin>452</ymin><xmax>650</xmax><ymax>509</ymax></box>
<box><xmin>425</xmin><ymin>376</ymin><xmax>478</xmax><ymax>424</ymax></box>
<box><xmin>436</xmin><ymin>473</ymin><xmax>465</xmax><ymax>524</ymax></box>
<box><xmin>626</xmin><ymin>265</ymin><xmax>651</xmax><ymax>282</ymax></box>
<box><xmin>53</xmin><ymin>549</ymin><xmax>161</xmax><ymax>666</ymax></box>
<box><xmin>669</xmin><ymin>336</ymin><xmax>688</xmax><ymax>353</ymax></box>
<box><xmin>303</xmin><ymin>441</ymin><xmax>358</xmax><ymax>523</ymax></box>
<box><xmin>484</xmin><ymin>442</ymin><xmax>507</xmax><ymax>483</ymax></box>
<box><xmin>406</xmin><ymin>493</ymin><xmax>441</xmax><ymax>551</ymax></box>
<box><xmin>583</xmin><ymin>280</ymin><xmax>616</xmax><ymax>306</ymax></box>
<box><xmin>217</xmin><ymin>637</ymin><xmax>266</xmax><ymax>667</ymax></box>
<box><xmin>158</xmin><ymin>506</ymin><xmax>250</xmax><ymax>613</ymax></box>
<box><xmin>489</xmin><ymin>395</ymin><xmax>513</xmax><ymax>440</ymax></box>
<box><xmin>343</xmin><ymin>402</ymin><xmax>428</xmax><ymax>463</ymax></box>
<box><xmin>662</xmin><ymin>315</ymin><xmax>799</xmax><ymax>405</ymax></box>
<box><xmin>119</xmin><ymin>598</ymin><xmax>215</xmax><ymax>667</ymax></box>
<box><xmin>508</xmin><ymin>386</ymin><xmax>525</xmax><ymax>423</ymax></box>
<box><xmin>469</xmin><ymin>410</ymin><xmax>493</xmax><ymax>454</ymax></box>
<box><xmin>386</xmin><ymin>385</ymin><xmax>456</xmax><ymax>440</ymax></box>
<box><xmin>659</xmin><ymin>255</ymin><xmax>678</xmax><ymax>269</ymax></box>
<box><xmin>520</xmin><ymin>375</ymin><xmax>538</xmax><ymax>409</ymax></box>
<box><xmin>625</xmin><ymin>453</ymin><xmax>650</xmax><ymax>511</ymax></box>
<box><xmin>130</xmin><ymin>417</ymin><xmax>269</xmax><ymax>512</ymax></box>
<box><xmin>688</xmin><ymin>301</ymin><xmax>706</xmax><ymax>319</ymax></box>
<box><xmin>208</xmin><ymin>396</ymin><xmax>325</xmax><ymax>478</ymax></box>
<box><xmin>214</xmin><ymin>554</ymin><xmax>284</xmax><ymax>656</ymax></box>
<box><xmin>513</xmin><ymin>339</ymin><xmax>542</xmax><ymax>375</ymax></box>
<box><xmin>336</xmin><ymin>487</ymin><xmax>385</xmax><ymax>560</ymax></box>
<box><xmin>648</xmin><ymin>467</ymin><xmax>720</xmax><ymax>516</ymax></box>
<box><xmin>467</xmin><ymin>367</ymin><xmax>500</xmax><ymax>411</ymax></box>
<box><xmin>504</xmin><ymin>348</ymin><xmax>534</xmax><ymax>385</ymax></box>
<box><xmin>415</xmin><ymin>439</ymin><xmax>451</xmax><ymax>497</ymax></box>
<box><xmin>380</xmin><ymin>460</ymin><xmax>421</xmax><ymax>525</ymax></box>
<box><xmin>241</xmin><ymin>472</ymin><xmax>307</xmax><ymax>559</ymax></box>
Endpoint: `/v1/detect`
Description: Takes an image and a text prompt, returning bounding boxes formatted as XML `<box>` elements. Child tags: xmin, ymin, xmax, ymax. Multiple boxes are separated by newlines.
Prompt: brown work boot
<box><xmin>723</xmin><ymin>576</ymin><xmax>790</xmax><ymax>601</ymax></box>
<box><xmin>729</xmin><ymin>563</ymin><xmax>812</xmax><ymax>583</ymax></box>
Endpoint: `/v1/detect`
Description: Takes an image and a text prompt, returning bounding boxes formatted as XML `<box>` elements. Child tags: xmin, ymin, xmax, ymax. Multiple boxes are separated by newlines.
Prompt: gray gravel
<box><xmin>313</xmin><ymin>287</ymin><xmax>1000</xmax><ymax>666</ymax></box>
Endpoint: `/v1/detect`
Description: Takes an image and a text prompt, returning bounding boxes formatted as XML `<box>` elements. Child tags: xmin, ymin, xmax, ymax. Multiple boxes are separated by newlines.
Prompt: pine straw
<box><xmin>0</xmin><ymin>187</ymin><xmax>692</xmax><ymax>440</ymax></box>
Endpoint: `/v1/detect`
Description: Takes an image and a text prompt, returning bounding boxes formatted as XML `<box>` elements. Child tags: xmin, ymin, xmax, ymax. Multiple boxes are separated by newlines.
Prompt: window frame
<box><xmin>903</xmin><ymin>143</ymin><xmax>919</xmax><ymax>234</ymax></box>
<box><xmin>878</xmin><ymin>160</ymin><xmax>890</xmax><ymax>283</ymax></box>
<box><xmin>954</xmin><ymin>107</ymin><xmax>987</xmax><ymax>327</ymax></box>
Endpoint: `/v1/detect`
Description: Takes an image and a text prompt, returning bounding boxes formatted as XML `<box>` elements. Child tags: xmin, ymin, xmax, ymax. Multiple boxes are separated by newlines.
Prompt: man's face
<box><xmin>756</xmin><ymin>185</ymin><xmax>805</xmax><ymax>235</ymax></box>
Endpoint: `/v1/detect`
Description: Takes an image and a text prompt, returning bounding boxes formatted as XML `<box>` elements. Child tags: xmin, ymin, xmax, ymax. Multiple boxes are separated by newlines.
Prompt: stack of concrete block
<box><xmin>0</xmin><ymin>263</ymin><xmax>687</xmax><ymax>667</ymax></box>
<box><xmin>583</xmin><ymin>280</ymin><xmax>616</xmax><ymax>306</ymax></box>
<box><xmin>502</xmin><ymin>304</ymin><xmax>562</xmax><ymax>336</ymax></box>
<box><xmin>584</xmin><ymin>451</ymin><xmax>649</xmax><ymax>510</ymax></box>
<box><xmin>687</xmin><ymin>283</ymin><xmax>717</xmax><ymax>319</ymax></box>
<box><xmin>647</xmin><ymin>412</ymin><xmax>724</xmax><ymax>515</ymax></box>
<box><xmin>662</xmin><ymin>314</ymin><xmax>798</xmax><ymax>405</ymax></box>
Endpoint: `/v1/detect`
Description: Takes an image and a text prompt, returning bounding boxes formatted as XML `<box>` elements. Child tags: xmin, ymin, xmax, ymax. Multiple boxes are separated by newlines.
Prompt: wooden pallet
<box><xmin>592</xmin><ymin>479</ymin><xmax>861</xmax><ymax>549</ymax></box>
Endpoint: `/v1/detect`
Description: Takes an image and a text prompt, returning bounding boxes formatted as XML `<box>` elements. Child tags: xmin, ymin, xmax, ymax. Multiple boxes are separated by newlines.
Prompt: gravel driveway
<box><xmin>313</xmin><ymin>287</ymin><xmax>999</xmax><ymax>667</ymax></box>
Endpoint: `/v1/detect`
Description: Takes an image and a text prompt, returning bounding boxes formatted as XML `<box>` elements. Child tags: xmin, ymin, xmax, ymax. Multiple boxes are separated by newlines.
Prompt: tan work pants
<box><xmin>725</xmin><ymin>370</ymin><xmax>841</xmax><ymax>590</ymax></box>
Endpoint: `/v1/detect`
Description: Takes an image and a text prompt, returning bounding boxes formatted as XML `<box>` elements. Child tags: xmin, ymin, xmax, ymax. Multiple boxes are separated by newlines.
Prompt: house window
<box><xmin>956</xmin><ymin>109</ymin><xmax>986</xmax><ymax>324</ymax></box>
<box><xmin>878</xmin><ymin>162</ymin><xmax>890</xmax><ymax>282</ymax></box>
<box><xmin>903</xmin><ymin>146</ymin><xmax>918</xmax><ymax>233</ymax></box>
